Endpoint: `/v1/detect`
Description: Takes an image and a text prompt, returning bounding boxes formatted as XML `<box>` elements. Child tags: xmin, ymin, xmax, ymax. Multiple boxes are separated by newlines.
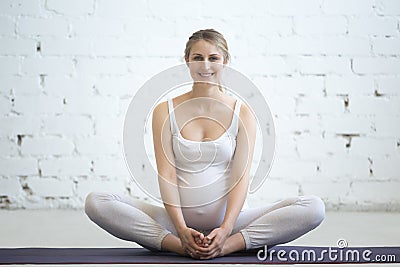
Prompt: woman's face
<box><xmin>186</xmin><ymin>40</ymin><xmax>225</xmax><ymax>85</ymax></box>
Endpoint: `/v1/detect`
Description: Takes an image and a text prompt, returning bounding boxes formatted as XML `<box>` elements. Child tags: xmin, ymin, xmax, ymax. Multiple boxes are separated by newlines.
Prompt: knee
<box><xmin>304</xmin><ymin>195</ymin><xmax>325</xmax><ymax>228</ymax></box>
<box><xmin>84</xmin><ymin>192</ymin><xmax>103</xmax><ymax>221</ymax></box>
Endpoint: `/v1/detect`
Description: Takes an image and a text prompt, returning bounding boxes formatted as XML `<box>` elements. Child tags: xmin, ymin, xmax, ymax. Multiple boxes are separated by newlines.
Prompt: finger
<box><xmin>188</xmin><ymin>240</ymin><xmax>209</xmax><ymax>253</ymax></box>
<box><xmin>206</xmin><ymin>230</ymin><xmax>217</xmax><ymax>240</ymax></box>
<box><xmin>199</xmin><ymin>232</ymin><xmax>205</xmax><ymax>240</ymax></box>
<box><xmin>200</xmin><ymin>250</ymin><xmax>221</xmax><ymax>260</ymax></box>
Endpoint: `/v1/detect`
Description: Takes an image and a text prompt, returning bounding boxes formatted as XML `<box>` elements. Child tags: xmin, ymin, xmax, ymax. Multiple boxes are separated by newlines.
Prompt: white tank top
<box><xmin>167</xmin><ymin>98</ymin><xmax>247</xmax><ymax>230</ymax></box>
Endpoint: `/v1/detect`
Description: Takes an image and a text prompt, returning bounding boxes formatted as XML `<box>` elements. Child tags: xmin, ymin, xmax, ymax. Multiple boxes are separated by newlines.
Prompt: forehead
<box><xmin>190</xmin><ymin>40</ymin><xmax>222</xmax><ymax>55</ymax></box>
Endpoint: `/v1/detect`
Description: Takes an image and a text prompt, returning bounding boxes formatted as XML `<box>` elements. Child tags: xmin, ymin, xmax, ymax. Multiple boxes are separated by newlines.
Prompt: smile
<box><xmin>199</xmin><ymin>73</ymin><xmax>214</xmax><ymax>77</ymax></box>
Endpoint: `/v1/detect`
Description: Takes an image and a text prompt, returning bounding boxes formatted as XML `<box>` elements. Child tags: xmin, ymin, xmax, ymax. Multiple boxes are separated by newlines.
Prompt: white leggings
<box><xmin>85</xmin><ymin>192</ymin><xmax>325</xmax><ymax>251</ymax></box>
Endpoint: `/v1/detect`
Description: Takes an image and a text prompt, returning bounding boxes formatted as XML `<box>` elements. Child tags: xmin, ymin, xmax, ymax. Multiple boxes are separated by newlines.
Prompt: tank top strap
<box><xmin>230</xmin><ymin>99</ymin><xmax>242</xmax><ymax>136</ymax></box>
<box><xmin>167</xmin><ymin>98</ymin><xmax>179</xmax><ymax>135</ymax></box>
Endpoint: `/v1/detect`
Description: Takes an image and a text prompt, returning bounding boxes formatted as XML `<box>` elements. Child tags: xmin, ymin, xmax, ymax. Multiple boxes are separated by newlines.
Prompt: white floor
<box><xmin>0</xmin><ymin>210</ymin><xmax>399</xmax><ymax>266</ymax></box>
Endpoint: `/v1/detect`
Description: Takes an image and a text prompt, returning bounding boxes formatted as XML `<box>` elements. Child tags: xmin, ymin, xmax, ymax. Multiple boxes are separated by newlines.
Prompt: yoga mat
<box><xmin>0</xmin><ymin>246</ymin><xmax>399</xmax><ymax>265</ymax></box>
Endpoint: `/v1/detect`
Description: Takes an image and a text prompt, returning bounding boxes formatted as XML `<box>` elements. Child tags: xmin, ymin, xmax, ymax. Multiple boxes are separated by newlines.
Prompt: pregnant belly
<box><xmin>181</xmin><ymin>197</ymin><xmax>227</xmax><ymax>230</ymax></box>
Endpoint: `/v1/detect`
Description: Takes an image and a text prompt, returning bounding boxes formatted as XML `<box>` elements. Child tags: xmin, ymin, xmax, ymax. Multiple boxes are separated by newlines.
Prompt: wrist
<box><xmin>176</xmin><ymin>225</ymin><xmax>188</xmax><ymax>236</ymax></box>
<box><xmin>220</xmin><ymin>223</ymin><xmax>233</xmax><ymax>235</ymax></box>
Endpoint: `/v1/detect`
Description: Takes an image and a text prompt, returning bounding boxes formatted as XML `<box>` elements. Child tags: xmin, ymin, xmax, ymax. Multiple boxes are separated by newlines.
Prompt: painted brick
<box><xmin>92</xmin><ymin>37</ymin><xmax>146</xmax><ymax>57</ymax></box>
<box><xmin>22</xmin><ymin>57</ymin><xmax>73</xmax><ymax>75</ymax></box>
<box><xmin>241</xmin><ymin>17</ymin><xmax>293</xmax><ymax>37</ymax></box>
<box><xmin>0</xmin><ymin>0</ymin><xmax>399</xmax><ymax>211</ymax></box>
<box><xmin>63</xmin><ymin>95</ymin><xmax>119</xmax><ymax>116</ymax></box>
<box><xmin>94</xmin><ymin>75</ymin><xmax>145</xmax><ymax>98</ymax></box>
<box><xmin>76</xmin><ymin>178</ymin><xmax>127</xmax><ymax>198</ymax></box>
<box><xmin>71</xmin><ymin>18</ymin><xmax>124</xmax><ymax>37</ymax></box>
<box><xmin>296</xmin><ymin>135</ymin><xmax>347</xmax><ymax>160</ymax></box>
<box><xmin>1</xmin><ymin>76</ymin><xmax>41</xmax><ymax>95</ymax></box>
<box><xmin>321</xmin><ymin>0</ymin><xmax>374</xmax><ymax>15</ymax></box>
<box><xmin>0</xmin><ymin>139</ymin><xmax>18</xmax><ymax>156</ymax></box>
<box><xmin>351</xmin><ymin>181</ymin><xmax>400</xmax><ymax>202</ymax></box>
<box><xmin>0</xmin><ymin>158</ymin><xmax>37</xmax><ymax>176</ymax></box>
<box><xmin>349</xmin><ymin>96</ymin><xmax>400</xmax><ymax>115</ymax></box>
<box><xmin>0</xmin><ymin>37</ymin><xmax>35</xmax><ymax>56</ymax></box>
<box><xmin>301</xmin><ymin>180</ymin><xmax>350</xmax><ymax>201</ymax></box>
<box><xmin>92</xmin><ymin>157</ymin><xmax>130</xmax><ymax>176</ymax></box>
<box><xmin>0</xmin><ymin>16</ymin><xmax>15</xmax><ymax>35</ymax></box>
<box><xmin>294</xmin><ymin>16</ymin><xmax>347</xmax><ymax>35</ymax></box>
<box><xmin>266</xmin><ymin>0</ymin><xmax>321</xmax><ymax>16</ymax></box>
<box><xmin>370</xmin><ymin>155</ymin><xmax>400</xmax><ymax>179</ymax></box>
<box><xmin>325</xmin><ymin>75</ymin><xmax>375</xmax><ymax>96</ymax></box>
<box><xmin>75</xmin><ymin>58</ymin><xmax>129</xmax><ymax>75</ymax></box>
<box><xmin>375</xmin><ymin>76</ymin><xmax>400</xmax><ymax>96</ymax></box>
<box><xmin>348</xmin><ymin>17</ymin><xmax>398</xmax><ymax>36</ymax></box>
<box><xmin>319</xmin><ymin>156</ymin><xmax>370</xmax><ymax>178</ymax></box>
<box><xmin>125</xmin><ymin>18</ymin><xmax>175</xmax><ymax>38</ymax></box>
<box><xmin>26</xmin><ymin>177</ymin><xmax>74</xmax><ymax>197</ymax></box>
<box><xmin>350</xmin><ymin>137</ymin><xmax>398</xmax><ymax>157</ymax></box>
<box><xmin>272</xmin><ymin>75</ymin><xmax>324</xmax><ymax>97</ymax></box>
<box><xmin>0</xmin><ymin>57</ymin><xmax>19</xmax><ymax>75</ymax></box>
<box><xmin>269</xmin><ymin>156</ymin><xmax>317</xmax><ymax>180</ymax></box>
<box><xmin>95</xmin><ymin>115</ymin><xmax>124</xmax><ymax>138</ymax></box>
<box><xmin>372</xmin><ymin>116</ymin><xmax>400</xmax><ymax>137</ymax></box>
<box><xmin>298</xmin><ymin>56</ymin><xmax>352</xmax><ymax>75</ymax></box>
<box><xmin>372</xmin><ymin>38</ymin><xmax>400</xmax><ymax>55</ymax></box>
<box><xmin>75</xmin><ymin>135</ymin><xmax>120</xmax><ymax>155</ymax></box>
<box><xmin>0</xmin><ymin>96</ymin><xmax>11</xmax><ymax>115</ymax></box>
<box><xmin>17</xmin><ymin>17</ymin><xmax>69</xmax><ymax>36</ymax></box>
<box><xmin>147</xmin><ymin>0</ymin><xmax>202</xmax><ymax>18</ymax></box>
<box><xmin>376</xmin><ymin>0</ymin><xmax>400</xmax><ymax>15</ymax></box>
<box><xmin>275</xmin><ymin>115</ymin><xmax>322</xmax><ymax>135</ymax></box>
<box><xmin>41</xmin><ymin>37</ymin><xmax>93</xmax><ymax>56</ymax></box>
<box><xmin>267</xmin><ymin>36</ymin><xmax>370</xmax><ymax>56</ymax></box>
<box><xmin>0</xmin><ymin>115</ymin><xmax>41</xmax><ymax>136</ymax></box>
<box><xmin>320</xmin><ymin>115</ymin><xmax>373</xmax><ymax>134</ymax></box>
<box><xmin>0</xmin><ymin>0</ymin><xmax>40</xmax><ymax>15</ymax></box>
<box><xmin>353</xmin><ymin>57</ymin><xmax>400</xmax><ymax>75</ymax></box>
<box><xmin>96</xmin><ymin>0</ymin><xmax>147</xmax><ymax>18</ymax></box>
<box><xmin>296</xmin><ymin>96</ymin><xmax>344</xmax><ymax>115</ymax></box>
<box><xmin>44</xmin><ymin>76</ymin><xmax>94</xmax><ymax>97</ymax></box>
<box><xmin>39</xmin><ymin>157</ymin><xmax>92</xmax><ymax>176</ymax></box>
<box><xmin>12</xmin><ymin>95</ymin><xmax>64</xmax><ymax>115</ymax></box>
<box><xmin>46</xmin><ymin>0</ymin><xmax>94</xmax><ymax>16</ymax></box>
<box><xmin>235</xmin><ymin>56</ymin><xmax>296</xmax><ymax>76</ymax></box>
<box><xmin>42</xmin><ymin>115</ymin><xmax>93</xmax><ymax>135</ymax></box>
<box><xmin>21</xmin><ymin>137</ymin><xmax>75</xmax><ymax>156</ymax></box>
<box><xmin>0</xmin><ymin>177</ymin><xmax>21</xmax><ymax>196</ymax></box>
<box><xmin>252</xmin><ymin>178</ymin><xmax>299</xmax><ymax>202</ymax></box>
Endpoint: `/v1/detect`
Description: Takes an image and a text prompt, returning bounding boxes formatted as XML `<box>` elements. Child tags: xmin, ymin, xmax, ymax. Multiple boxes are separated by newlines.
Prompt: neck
<box><xmin>190</xmin><ymin>82</ymin><xmax>223</xmax><ymax>99</ymax></box>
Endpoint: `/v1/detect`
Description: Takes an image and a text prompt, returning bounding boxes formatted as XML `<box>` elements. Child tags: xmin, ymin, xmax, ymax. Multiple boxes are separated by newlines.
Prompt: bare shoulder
<box><xmin>238</xmin><ymin>101</ymin><xmax>257</xmax><ymax>129</ymax></box>
<box><xmin>152</xmin><ymin>100</ymin><xmax>169</xmax><ymax>130</ymax></box>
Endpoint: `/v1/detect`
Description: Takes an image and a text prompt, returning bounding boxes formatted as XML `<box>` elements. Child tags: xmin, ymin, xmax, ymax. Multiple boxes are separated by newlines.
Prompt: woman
<box><xmin>85</xmin><ymin>29</ymin><xmax>325</xmax><ymax>260</ymax></box>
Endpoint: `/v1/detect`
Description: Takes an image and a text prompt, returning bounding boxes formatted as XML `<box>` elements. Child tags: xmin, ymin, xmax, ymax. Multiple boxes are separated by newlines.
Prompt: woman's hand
<box><xmin>198</xmin><ymin>227</ymin><xmax>231</xmax><ymax>259</ymax></box>
<box><xmin>178</xmin><ymin>227</ymin><xmax>209</xmax><ymax>259</ymax></box>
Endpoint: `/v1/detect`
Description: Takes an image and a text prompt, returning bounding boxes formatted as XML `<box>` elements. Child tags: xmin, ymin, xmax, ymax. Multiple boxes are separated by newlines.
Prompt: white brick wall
<box><xmin>0</xmin><ymin>0</ymin><xmax>399</xmax><ymax>210</ymax></box>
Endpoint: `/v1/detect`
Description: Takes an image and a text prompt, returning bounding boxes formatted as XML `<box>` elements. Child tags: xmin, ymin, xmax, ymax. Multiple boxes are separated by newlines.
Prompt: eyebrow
<box><xmin>192</xmin><ymin>53</ymin><xmax>221</xmax><ymax>56</ymax></box>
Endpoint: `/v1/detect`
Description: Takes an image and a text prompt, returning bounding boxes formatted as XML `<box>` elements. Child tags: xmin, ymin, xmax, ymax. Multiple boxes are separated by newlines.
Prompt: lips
<box><xmin>199</xmin><ymin>73</ymin><xmax>214</xmax><ymax>77</ymax></box>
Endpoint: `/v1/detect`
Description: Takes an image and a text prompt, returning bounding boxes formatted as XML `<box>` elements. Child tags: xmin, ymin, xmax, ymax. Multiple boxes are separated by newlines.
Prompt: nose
<box><xmin>202</xmin><ymin>60</ymin><xmax>211</xmax><ymax>70</ymax></box>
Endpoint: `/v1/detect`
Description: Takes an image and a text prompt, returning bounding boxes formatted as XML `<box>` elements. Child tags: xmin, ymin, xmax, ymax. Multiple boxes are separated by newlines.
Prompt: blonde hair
<box><xmin>184</xmin><ymin>29</ymin><xmax>230</xmax><ymax>64</ymax></box>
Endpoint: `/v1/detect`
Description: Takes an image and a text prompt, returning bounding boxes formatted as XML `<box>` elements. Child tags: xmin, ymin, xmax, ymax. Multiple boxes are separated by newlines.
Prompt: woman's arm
<box><xmin>221</xmin><ymin>103</ymin><xmax>257</xmax><ymax>232</ymax></box>
<box><xmin>152</xmin><ymin>102</ymin><xmax>186</xmax><ymax>232</ymax></box>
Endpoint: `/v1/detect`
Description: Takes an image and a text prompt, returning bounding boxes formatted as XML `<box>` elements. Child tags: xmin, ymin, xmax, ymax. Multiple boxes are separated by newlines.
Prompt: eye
<box><xmin>193</xmin><ymin>56</ymin><xmax>203</xmax><ymax>61</ymax></box>
<box><xmin>209</xmin><ymin>57</ymin><xmax>219</xmax><ymax>61</ymax></box>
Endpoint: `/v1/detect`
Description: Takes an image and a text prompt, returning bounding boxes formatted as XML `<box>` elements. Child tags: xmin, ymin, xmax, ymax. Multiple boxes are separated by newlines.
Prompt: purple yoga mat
<box><xmin>0</xmin><ymin>246</ymin><xmax>399</xmax><ymax>265</ymax></box>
